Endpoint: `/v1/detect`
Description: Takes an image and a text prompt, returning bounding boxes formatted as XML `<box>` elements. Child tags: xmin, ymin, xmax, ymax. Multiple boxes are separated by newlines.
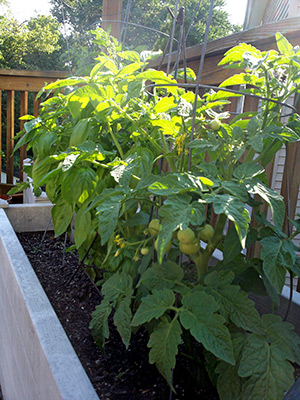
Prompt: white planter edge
<box><xmin>0</xmin><ymin>209</ymin><xmax>99</xmax><ymax>400</ymax></box>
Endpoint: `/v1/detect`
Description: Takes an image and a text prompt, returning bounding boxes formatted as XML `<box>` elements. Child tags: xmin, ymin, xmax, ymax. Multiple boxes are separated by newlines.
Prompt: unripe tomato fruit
<box><xmin>179</xmin><ymin>240</ymin><xmax>200</xmax><ymax>255</ymax></box>
<box><xmin>148</xmin><ymin>219</ymin><xmax>161</xmax><ymax>236</ymax></box>
<box><xmin>199</xmin><ymin>224</ymin><xmax>214</xmax><ymax>242</ymax></box>
<box><xmin>140</xmin><ymin>247</ymin><xmax>149</xmax><ymax>256</ymax></box>
<box><xmin>177</xmin><ymin>227</ymin><xmax>196</xmax><ymax>244</ymax></box>
<box><xmin>154</xmin><ymin>239</ymin><xmax>171</xmax><ymax>253</ymax></box>
<box><xmin>211</xmin><ymin>119</ymin><xmax>221</xmax><ymax>131</ymax></box>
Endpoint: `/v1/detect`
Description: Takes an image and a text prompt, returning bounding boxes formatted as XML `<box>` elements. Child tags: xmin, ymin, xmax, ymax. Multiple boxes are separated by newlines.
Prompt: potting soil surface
<box><xmin>18</xmin><ymin>232</ymin><xmax>219</xmax><ymax>400</ymax></box>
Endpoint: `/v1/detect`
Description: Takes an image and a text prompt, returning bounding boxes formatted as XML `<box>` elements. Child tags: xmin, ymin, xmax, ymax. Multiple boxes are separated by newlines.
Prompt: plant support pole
<box><xmin>188</xmin><ymin>0</ymin><xmax>215</xmax><ymax>170</ymax></box>
<box><xmin>167</xmin><ymin>0</ymin><xmax>180</xmax><ymax>75</ymax></box>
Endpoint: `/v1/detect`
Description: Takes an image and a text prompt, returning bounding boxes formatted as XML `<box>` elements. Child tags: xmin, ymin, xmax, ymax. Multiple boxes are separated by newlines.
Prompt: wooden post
<box><xmin>6</xmin><ymin>90</ymin><xmax>14</xmax><ymax>184</ymax></box>
<box><xmin>19</xmin><ymin>91</ymin><xmax>28</xmax><ymax>182</ymax></box>
<box><xmin>102</xmin><ymin>0</ymin><xmax>123</xmax><ymax>40</ymax></box>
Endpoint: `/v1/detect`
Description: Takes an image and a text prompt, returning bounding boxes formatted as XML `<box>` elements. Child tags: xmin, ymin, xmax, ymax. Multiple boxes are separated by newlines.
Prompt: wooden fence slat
<box><xmin>19</xmin><ymin>91</ymin><xmax>28</xmax><ymax>182</ymax></box>
<box><xmin>6</xmin><ymin>90</ymin><xmax>14</xmax><ymax>184</ymax></box>
<box><xmin>33</xmin><ymin>93</ymin><xmax>40</xmax><ymax>118</ymax></box>
<box><xmin>102</xmin><ymin>0</ymin><xmax>123</xmax><ymax>39</ymax></box>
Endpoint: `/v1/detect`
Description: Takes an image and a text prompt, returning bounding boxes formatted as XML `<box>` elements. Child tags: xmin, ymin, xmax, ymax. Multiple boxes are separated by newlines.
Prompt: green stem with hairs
<box><xmin>108</xmin><ymin>125</ymin><xmax>124</xmax><ymax>159</ymax></box>
<box><xmin>159</xmin><ymin>132</ymin><xmax>176</xmax><ymax>172</ymax></box>
<box><xmin>261</xmin><ymin>67</ymin><xmax>271</xmax><ymax>130</ymax></box>
<box><xmin>243</xmin><ymin>148</ymin><xmax>256</xmax><ymax>163</ymax></box>
<box><xmin>193</xmin><ymin>253</ymin><xmax>208</xmax><ymax>282</ymax></box>
<box><xmin>195</xmin><ymin>213</ymin><xmax>227</xmax><ymax>281</ymax></box>
<box><xmin>109</xmin><ymin>99</ymin><xmax>169</xmax><ymax>157</ymax></box>
<box><xmin>254</xmin><ymin>139</ymin><xmax>279</xmax><ymax>165</ymax></box>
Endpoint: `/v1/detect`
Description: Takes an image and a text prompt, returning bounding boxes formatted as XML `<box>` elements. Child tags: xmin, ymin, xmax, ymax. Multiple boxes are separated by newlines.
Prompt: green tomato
<box><xmin>199</xmin><ymin>224</ymin><xmax>214</xmax><ymax>242</ymax></box>
<box><xmin>154</xmin><ymin>239</ymin><xmax>171</xmax><ymax>253</ymax></box>
<box><xmin>148</xmin><ymin>219</ymin><xmax>161</xmax><ymax>236</ymax></box>
<box><xmin>177</xmin><ymin>227</ymin><xmax>196</xmax><ymax>244</ymax></box>
<box><xmin>211</xmin><ymin>119</ymin><xmax>221</xmax><ymax>131</ymax></box>
<box><xmin>140</xmin><ymin>247</ymin><xmax>149</xmax><ymax>256</ymax></box>
<box><xmin>179</xmin><ymin>240</ymin><xmax>200</xmax><ymax>255</ymax></box>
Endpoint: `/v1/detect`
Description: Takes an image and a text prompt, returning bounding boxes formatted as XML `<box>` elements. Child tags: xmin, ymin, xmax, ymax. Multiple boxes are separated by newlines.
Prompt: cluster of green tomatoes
<box><xmin>140</xmin><ymin>219</ymin><xmax>215</xmax><ymax>257</ymax></box>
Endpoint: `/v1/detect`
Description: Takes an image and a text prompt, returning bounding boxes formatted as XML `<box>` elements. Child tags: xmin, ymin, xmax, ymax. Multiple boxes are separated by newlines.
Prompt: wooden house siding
<box><xmin>244</xmin><ymin>0</ymin><xmax>300</xmax><ymax>28</ymax></box>
<box><xmin>262</xmin><ymin>0</ymin><xmax>290</xmax><ymax>24</ymax></box>
<box><xmin>244</xmin><ymin>1</ymin><xmax>300</xmax><ymax>259</ymax></box>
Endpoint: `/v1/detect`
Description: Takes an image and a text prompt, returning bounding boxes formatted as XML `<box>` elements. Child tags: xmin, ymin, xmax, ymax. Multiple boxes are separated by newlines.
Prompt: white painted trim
<box><xmin>282</xmin><ymin>285</ymin><xmax>300</xmax><ymax>306</ymax></box>
<box><xmin>0</xmin><ymin>209</ymin><xmax>99</xmax><ymax>400</ymax></box>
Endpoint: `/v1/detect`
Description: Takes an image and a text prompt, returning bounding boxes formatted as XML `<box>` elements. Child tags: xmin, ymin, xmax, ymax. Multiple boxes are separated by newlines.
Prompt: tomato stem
<box><xmin>195</xmin><ymin>213</ymin><xmax>227</xmax><ymax>281</ymax></box>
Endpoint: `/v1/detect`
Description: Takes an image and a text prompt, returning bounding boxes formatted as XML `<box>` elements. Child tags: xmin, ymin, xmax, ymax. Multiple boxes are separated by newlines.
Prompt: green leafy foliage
<box><xmin>180</xmin><ymin>291</ymin><xmax>235</xmax><ymax>365</ymax></box>
<box><xmin>139</xmin><ymin>262</ymin><xmax>184</xmax><ymax>292</ymax></box>
<box><xmin>95</xmin><ymin>190</ymin><xmax>124</xmax><ymax>245</ymax></box>
<box><xmin>132</xmin><ymin>289</ymin><xmax>175</xmax><ymax>326</ymax></box>
<box><xmin>19</xmin><ymin>30</ymin><xmax>300</xmax><ymax>400</ymax></box>
<box><xmin>0</xmin><ymin>14</ymin><xmax>64</xmax><ymax>70</ymax></box>
<box><xmin>209</xmin><ymin>194</ymin><xmax>250</xmax><ymax>247</ymax></box>
<box><xmin>204</xmin><ymin>271</ymin><xmax>262</xmax><ymax>334</ymax></box>
<box><xmin>89</xmin><ymin>299</ymin><xmax>112</xmax><ymax>350</ymax></box>
<box><xmin>148</xmin><ymin>317</ymin><xmax>182</xmax><ymax>386</ymax></box>
<box><xmin>260</xmin><ymin>236</ymin><xmax>290</xmax><ymax>292</ymax></box>
<box><xmin>113</xmin><ymin>295</ymin><xmax>132</xmax><ymax>349</ymax></box>
<box><xmin>51</xmin><ymin>197</ymin><xmax>74</xmax><ymax>237</ymax></box>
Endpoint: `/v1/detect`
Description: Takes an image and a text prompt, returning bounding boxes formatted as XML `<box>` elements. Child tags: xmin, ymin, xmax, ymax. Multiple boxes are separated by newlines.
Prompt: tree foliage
<box><xmin>0</xmin><ymin>14</ymin><xmax>65</xmax><ymax>70</ymax></box>
<box><xmin>50</xmin><ymin>0</ymin><xmax>240</xmax><ymax>52</ymax></box>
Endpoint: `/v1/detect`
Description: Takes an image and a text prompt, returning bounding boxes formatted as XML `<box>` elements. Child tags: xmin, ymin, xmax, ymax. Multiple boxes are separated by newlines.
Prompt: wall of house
<box><xmin>288</xmin><ymin>0</ymin><xmax>300</xmax><ymax>16</ymax></box>
<box><xmin>262</xmin><ymin>0</ymin><xmax>290</xmax><ymax>24</ymax></box>
<box><xmin>244</xmin><ymin>0</ymin><xmax>300</xmax><ymax>259</ymax></box>
<box><xmin>244</xmin><ymin>0</ymin><xmax>300</xmax><ymax>28</ymax></box>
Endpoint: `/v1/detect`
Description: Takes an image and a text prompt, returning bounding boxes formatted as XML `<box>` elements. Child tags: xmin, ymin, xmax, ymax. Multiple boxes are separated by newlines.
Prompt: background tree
<box><xmin>50</xmin><ymin>0</ymin><xmax>241</xmax><ymax>54</ymax></box>
<box><xmin>50</xmin><ymin>0</ymin><xmax>102</xmax><ymax>34</ymax></box>
<box><xmin>0</xmin><ymin>14</ymin><xmax>65</xmax><ymax>70</ymax></box>
<box><xmin>0</xmin><ymin>13</ymin><xmax>66</xmax><ymax>177</ymax></box>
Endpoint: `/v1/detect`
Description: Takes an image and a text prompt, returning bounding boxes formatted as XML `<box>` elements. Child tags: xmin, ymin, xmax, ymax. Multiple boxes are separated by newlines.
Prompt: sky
<box><xmin>4</xmin><ymin>0</ymin><xmax>52</xmax><ymax>21</ymax></box>
<box><xmin>4</xmin><ymin>0</ymin><xmax>248</xmax><ymax>25</ymax></box>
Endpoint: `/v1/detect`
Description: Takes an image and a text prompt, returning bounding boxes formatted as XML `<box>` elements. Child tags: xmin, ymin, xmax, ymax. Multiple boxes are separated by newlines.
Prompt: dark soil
<box><xmin>17</xmin><ymin>232</ymin><xmax>219</xmax><ymax>400</ymax></box>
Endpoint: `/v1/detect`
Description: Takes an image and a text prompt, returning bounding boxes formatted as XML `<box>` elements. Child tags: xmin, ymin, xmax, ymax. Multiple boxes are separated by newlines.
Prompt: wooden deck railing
<box><xmin>0</xmin><ymin>69</ymin><xmax>68</xmax><ymax>184</ymax></box>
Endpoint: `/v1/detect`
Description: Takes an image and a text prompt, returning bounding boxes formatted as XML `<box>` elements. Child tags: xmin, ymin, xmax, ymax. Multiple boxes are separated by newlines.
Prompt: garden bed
<box><xmin>0</xmin><ymin>209</ymin><xmax>98</xmax><ymax>400</ymax></box>
<box><xmin>17</xmin><ymin>231</ymin><xmax>219</xmax><ymax>400</ymax></box>
<box><xmin>16</xmin><ymin>230</ymin><xmax>300</xmax><ymax>400</ymax></box>
<box><xmin>1</xmin><ymin>206</ymin><xmax>300</xmax><ymax>399</ymax></box>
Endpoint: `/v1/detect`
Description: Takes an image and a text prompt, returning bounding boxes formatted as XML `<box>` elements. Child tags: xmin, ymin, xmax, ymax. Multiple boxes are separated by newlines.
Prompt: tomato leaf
<box><xmin>180</xmin><ymin>291</ymin><xmax>235</xmax><ymax>365</ymax></box>
<box><xmin>89</xmin><ymin>299</ymin><xmax>112</xmax><ymax>350</ymax></box>
<box><xmin>210</xmin><ymin>194</ymin><xmax>250</xmax><ymax>248</ymax></box>
<box><xmin>139</xmin><ymin>261</ymin><xmax>184</xmax><ymax>291</ymax></box>
<box><xmin>204</xmin><ymin>271</ymin><xmax>262</xmax><ymax>334</ymax></box>
<box><xmin>132</xmin><ymin>289</ymin><xmax>175</xmax><ymax>326</ymax></box>
<box><xmin>260</xmin><ymin>236</ymin><xmax>288</xmax><ymax>293</ymax></box>
<box><xmin>96</xmin><ymin>189</ymin><xmax>124</xmax><ymax>245</ymax></box>
<box><xmin>51</xmin><ymin>196</ymin><xmax>74</xmax><ymax>237</ymax></box>
<box><xmin>114</xmin><ymin>295</ymin><xmax>132</xmax><ymax>349</ymax></box>
<box><xmin>148</xmin><ymin>317</ymin><xmax>182</xmax><ymax>386</ymax></box>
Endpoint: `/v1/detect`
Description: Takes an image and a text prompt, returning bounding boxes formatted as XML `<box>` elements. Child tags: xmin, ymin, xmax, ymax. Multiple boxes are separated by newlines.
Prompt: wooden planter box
<box><xmin>0</xmin><ymin>204</ymin><xmax>300</xmax><ymax>400</ymax></box>
<box><xmin>0</xmin><ymin>208</ymin><xmax>99</xmax><ymax>400</ymax></box>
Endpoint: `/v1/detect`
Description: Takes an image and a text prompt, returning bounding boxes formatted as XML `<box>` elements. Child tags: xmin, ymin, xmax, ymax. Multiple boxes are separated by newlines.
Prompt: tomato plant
<box><xmin>15</xmin><ymin>29</ymin><xmax>300</xmax><ymax>400</ymax></box>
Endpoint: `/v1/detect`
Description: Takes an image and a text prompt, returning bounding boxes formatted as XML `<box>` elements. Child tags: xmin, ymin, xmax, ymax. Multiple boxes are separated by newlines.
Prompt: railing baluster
<box><xmin>19</xmin><ymin>91</ymin><xmax>28</xmax><ymax>182</ymax></box>
<box><xmin>33</xmin><ymin>92</ymin><xmax>40</xmax><ymax>117</ymax></box>
<box><xmin>6</xmin><ymin>90</ymin><xmax>14</xmax><ymax>184</ymax></box>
